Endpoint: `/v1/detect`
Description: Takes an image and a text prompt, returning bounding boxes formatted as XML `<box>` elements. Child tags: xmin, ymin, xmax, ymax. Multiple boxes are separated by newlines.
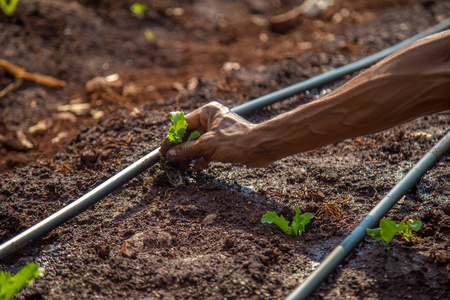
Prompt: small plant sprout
<box><xmin>0</xmin><ymin>0</ymin><xmax>21</xmax><ymax>16</ymax></box>
<box><xmin>144</xmin><ymin>29</ymin><xmax>155</xmax><ymax>42</ymax></box>
<box><xmin>0</xmin><ymin>263</ymin><xmax>43</xmax><ymax>300</ymax></box>
<box><xmin>167</xmin><ymin>111</ymin><xmax>200</xmax><ymax>145</ymax></box>
<box><xmin>130</xmin><ymin>2</ymin><xmax>147</xmax><ymax>19</ymax></box>
<box><xmin>261</xmin><ymin>208</ymin><xmax>314</xmax><ymax>236</ymax></box>
<box><xmin>160</xmin><ymin>111</ymin><xmax>200</xmax><ymax>187</ymax></box>
<box><xmin>366</xmin><ymin>218</ymin><xmax>422</xmax><ymax>244</ymax></box>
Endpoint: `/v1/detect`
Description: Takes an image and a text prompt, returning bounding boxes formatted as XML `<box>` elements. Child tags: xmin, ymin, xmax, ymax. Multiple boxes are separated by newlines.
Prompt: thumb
<box><xmin>166</xmin><ymin>140</ymin><xmax>203</xmax><ymax>163</ymax></box>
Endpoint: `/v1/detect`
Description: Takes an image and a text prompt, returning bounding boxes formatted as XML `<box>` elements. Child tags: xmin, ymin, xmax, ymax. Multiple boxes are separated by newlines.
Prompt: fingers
<box><xmin>163</xmin><ymin>101</ymin><xmax>238</xmax><ymax>170</ymax></box>
<box><xmin>184</xmin><ymin>101</ymin><xmax>225</xmax><ymax>131</ymax></box>
<box><xmin>166</xmin><ymin>140</ymin><xmax>204</xmax><ymax>163</ymax></box>
<box><xmin>193</xmin><ymin>157</ymin><xmax>210</xmax><ymax>171</ymax></box>
<box><xmin>166</xmin><ymin>139</ymin><xmax>211</xmax><ymax>171</ymax></box>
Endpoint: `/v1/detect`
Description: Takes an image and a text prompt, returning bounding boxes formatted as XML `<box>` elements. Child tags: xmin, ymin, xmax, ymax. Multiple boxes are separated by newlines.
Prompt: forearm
<box><xmin>253</xmin><ymin>31</ymin><xmax>450</xmax><ymax>161</ymax></box>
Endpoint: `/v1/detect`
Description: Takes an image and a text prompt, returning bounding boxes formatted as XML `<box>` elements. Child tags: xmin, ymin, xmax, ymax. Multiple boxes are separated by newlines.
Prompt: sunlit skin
<box><xmin>165</xmin><ymin>31</ymin><xmax>450</xmax><ymax>170</ymax></box>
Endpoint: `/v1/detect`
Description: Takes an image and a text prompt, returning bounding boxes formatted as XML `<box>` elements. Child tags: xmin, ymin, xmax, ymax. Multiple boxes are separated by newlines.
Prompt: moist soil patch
<box><xmin>1</xmin><ymin>1</ymin><xmax>450</xmax><ymax>299</ymax></box>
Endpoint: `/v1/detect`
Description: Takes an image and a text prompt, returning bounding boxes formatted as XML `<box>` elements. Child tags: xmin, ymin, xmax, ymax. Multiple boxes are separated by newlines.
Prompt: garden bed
<box><xmin>1</xmin><ymin>0</ymin><xmax>449</xmax><ymax>299</ymax></box>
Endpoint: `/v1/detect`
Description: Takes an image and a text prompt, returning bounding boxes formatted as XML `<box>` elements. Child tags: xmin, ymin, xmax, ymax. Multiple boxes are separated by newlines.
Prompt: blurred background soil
<box><xmin>1</xmin><ymin>0</ymin><xmax>449</xmax><ymax>299</ymax></box>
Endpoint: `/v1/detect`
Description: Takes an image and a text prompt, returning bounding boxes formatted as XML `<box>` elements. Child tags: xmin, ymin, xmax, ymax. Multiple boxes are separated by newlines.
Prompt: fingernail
<box><xmin>167</xmin><ymin>149</ymin><xmax>176</xmax><ymax>160</ymax></box>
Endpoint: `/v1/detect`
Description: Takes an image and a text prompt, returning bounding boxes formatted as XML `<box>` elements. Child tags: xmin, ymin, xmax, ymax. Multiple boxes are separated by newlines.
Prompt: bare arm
<box><xmin>165</xmin><ymin>31</ymin><xmax>450</xmax><ymax>170</ymax></box>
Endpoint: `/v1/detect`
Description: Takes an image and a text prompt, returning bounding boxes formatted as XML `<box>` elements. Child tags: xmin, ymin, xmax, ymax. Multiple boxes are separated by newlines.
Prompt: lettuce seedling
<box><xmin>167</xmin><ymin>111</ymin><xmax>200</xmax><ymax>145</ymax></box>
<box><xmin>130</xmin><ymin>3</ymin><xmax>147</xmax><ymax>19</ymax></box>
<box><xmin>0</xmin><ymin>263</ymin><xmax>43</xmax><ymax>300</ymax></box>
<box><xmin>262</xmin><ymin>208</ymin><xmax>314</xmax><ymax>236</ymax></box>
<box><xmin>0</xmin><ymin>0</ymin><xmax>21</xmax><ymax>16</ymax></box>
<box><xmin>366</xmin><ymin>218</ymin><xmax>422</xmax><ymax>244</ymax></box>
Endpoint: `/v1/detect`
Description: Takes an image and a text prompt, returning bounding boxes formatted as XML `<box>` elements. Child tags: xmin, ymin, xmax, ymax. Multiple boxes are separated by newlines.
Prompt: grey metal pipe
<box><xmin>1</xmin><ymin>19</ymin><xmax>449</xmax><ymax>259</ymax></box>
<box><xmin>285</xmin><ymin>132</ymin><xmax>450</xmax><ymax>300</ymax></box>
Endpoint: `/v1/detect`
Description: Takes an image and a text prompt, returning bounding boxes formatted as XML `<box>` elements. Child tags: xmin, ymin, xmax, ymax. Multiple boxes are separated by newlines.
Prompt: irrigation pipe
<box><xmin>285</xmin><ymin>131</ymin><xmax>450</xmax><ymax>300</ymax></box>
<box><xmin>1</xmin><ymin>19</ymin><xmax>449</xmax><ymax>259</ymax></box>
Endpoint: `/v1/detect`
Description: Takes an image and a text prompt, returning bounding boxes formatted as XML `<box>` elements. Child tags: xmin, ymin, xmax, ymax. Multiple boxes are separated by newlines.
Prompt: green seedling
<box><xmin>145</xmin><ymin>29</ymin><xmax>155</xmax><ymax>42</ymax></box>
<box><xmin>366</xmin><ymin>218</ymin><xmax>422</xmax><ymax>244</ymax></box>
<box><xmin>0</xmin><ymin>0</ymin><xmax>21</xmax><ymax>16</ymax></box>
<box><xmin>167</xmin><ymin>111</ymin><xmax>200</xmax><ymax>145</ymax></box>
<box><xmin>0</xmin><ymin>263</ymin><xmax>43</xmax><ymax>300</ymax></box>
<box><xmin>130</xmin><ymin>2</ymin><xmax>147</xmax><ymax>19</ymax></box>
<box><xmin>262</xmin><ymin>208</ymin><xmax>314</xmax><ymax>236</ymax></box>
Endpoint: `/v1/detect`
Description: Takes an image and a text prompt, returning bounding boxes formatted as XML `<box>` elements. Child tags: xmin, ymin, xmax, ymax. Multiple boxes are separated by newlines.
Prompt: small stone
<box><xmin>203</xmin><ymin>213</ymin><xmax>217</xmax><ymax>224</ymax></box>
<box><xmin>90</xmin><ymin>109</ymin><xmax>104</xmax><ymax>119</ymax></box>
<box><xmin>95</xmin><ymin>244</ymin><xmax>110</xmax><ymax>258</ymax></box>
<box><xmin>80</xmin><ymin>150</ymin><xmax>98</xmax><ymax>165</ymax></box>
<box><xmin>224</xmin><ymin>237</ymin><xmax>234</xmax><ymax>248</ymax></box>
<box><xmin>223</xmin><ymin>62</ymin><xmax>240</xmax><ymax>71</ymax></box>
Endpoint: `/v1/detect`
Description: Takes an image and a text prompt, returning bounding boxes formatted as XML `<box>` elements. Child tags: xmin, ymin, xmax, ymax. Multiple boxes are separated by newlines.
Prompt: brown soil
<box><xmin>1</xmin><ymin>0</ymin><xmax>449</xmax><ymax>299</ymax></box>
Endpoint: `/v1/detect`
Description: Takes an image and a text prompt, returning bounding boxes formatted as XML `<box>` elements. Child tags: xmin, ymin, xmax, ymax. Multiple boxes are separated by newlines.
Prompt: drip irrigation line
<box><xmin>1</xmin><ymin>19</ymin><xmax>449</xmax><ymax>260</ymax></box>
<box><xmin>232</xmin><ymin>18</ymin><xmax>450</xmax><ymax>116</ymax></box>
<box><xmin>285</xmin><ymin>132</ymin><xmax>450</xmax><ymax>300</ymax></box>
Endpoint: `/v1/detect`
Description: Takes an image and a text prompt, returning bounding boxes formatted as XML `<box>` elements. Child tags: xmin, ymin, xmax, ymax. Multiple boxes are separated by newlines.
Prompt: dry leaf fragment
<box><xmin>120</xmin><ymin>241</ymin><xmax>138</xmax><ymax>258</ymax></box>
<box><xmin>187</xmin><ymin>77</ymin><xmax>199</xmax><ymax>90</ymax></box>
<box><xmin>16</xmin><ymin>130</ymin><xmax>34</xmax><ymax>149</ymax></box>
<box><xmin>172</xmin><ymin>82</ymin><xmax>186</xmax><ymax>93</ymax></box>
<box><xmin>57</xmin><ymin>103</ymin><xmax>91</xmax><ymax>116</ymax></box>
<box><xmin>55</xmin><ymin>112</ymin><xmax>77</xmax><ymax>122</ymax></box>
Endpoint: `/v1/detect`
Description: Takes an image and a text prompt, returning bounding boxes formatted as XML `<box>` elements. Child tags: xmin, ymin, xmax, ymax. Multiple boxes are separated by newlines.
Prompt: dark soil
<box><xmin>1</xmin><ymin>0</ymin><xmax>450</xmax><ymax>299</ymax></box>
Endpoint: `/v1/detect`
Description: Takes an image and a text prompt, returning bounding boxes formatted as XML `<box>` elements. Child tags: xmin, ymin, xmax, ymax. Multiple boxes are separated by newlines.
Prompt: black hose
<box><xmin>285</xmin><ymin>132</ymin><xmax>450</xmax><ymax>300</ymax></box>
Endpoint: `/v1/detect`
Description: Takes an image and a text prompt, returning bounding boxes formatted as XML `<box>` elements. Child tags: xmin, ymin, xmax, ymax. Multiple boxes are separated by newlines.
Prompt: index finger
<box><xmin>185</xmin><ymin>101</ymin><xmax>225</xmax><ymax>131</ymax></box>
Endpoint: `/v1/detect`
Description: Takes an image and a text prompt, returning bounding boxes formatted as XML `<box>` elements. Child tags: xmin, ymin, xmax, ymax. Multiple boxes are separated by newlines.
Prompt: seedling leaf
<box><xmin>0</xmin><ymin>0</ymin><xmax>21</xmax><ymax>16</ymax></box>
<box><xmin>187</xmin><ymin>130</ymin><xmax>201</xmax><ymax>142</ymax></box>
<box><xmin>403</xmin><ymin>219</ymin><xmax>422</xmax><ymax>242</ymax></box>
<box><xmin>166</xmin><ymin>111</ymin><xmax>200</xmax><ymax>145</ymax></box>
<box><xmin>130</xmin><ymin>3</ymin><xmax>147</xmax><ymax>19</ymax></box>
<box><xmin>407</xmin><ymin>220</ymin><xmax>422</xmax><ymax>231</ymax></box>
<box><xmin>366</xmin><ymin>218</ymin><xmax>422</xmax><ymax>244</ymax></box>
<box><xmin>167</xmin><ymin>111</ymin><xmax>188</xmax><ymax>145</ymax></box>
<box><xmin>0</xmin><ymin>263</ymin><xmax>43</xmax><ymax>300</ymax></box>
<box><xmin>262</xmin><ymin>208</ymin><xmax>313</xmax><ymax>236</ymax></box>
<box><xmin>261</xmin><ymin>211</ymin><xmax>290</xmax><ymax>233</ymax></box>
<box><xmin>290</xmin><ymin>208</ymin><xmax>314</xmax><ymax>236</ymax></box>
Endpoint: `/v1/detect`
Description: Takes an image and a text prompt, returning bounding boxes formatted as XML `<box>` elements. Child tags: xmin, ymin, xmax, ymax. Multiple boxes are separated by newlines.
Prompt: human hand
<box><xmin>163</xmin><ymin>101</ymin><xmax>276</xmax><ymax>170</ymax></box>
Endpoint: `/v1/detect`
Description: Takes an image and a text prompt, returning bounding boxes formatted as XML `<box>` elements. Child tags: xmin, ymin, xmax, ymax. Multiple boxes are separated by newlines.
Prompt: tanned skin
<box><xmin>165</xmin><ymin>31</ymin><xmax>450</xmax><ymax>170</ymax></box>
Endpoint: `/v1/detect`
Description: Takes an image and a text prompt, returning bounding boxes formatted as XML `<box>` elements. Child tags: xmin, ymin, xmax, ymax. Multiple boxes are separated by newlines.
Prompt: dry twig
<box><xmin>0</xmin><ymin>58</ymin><xmax>65</xmax><ymax>98</ymax></box>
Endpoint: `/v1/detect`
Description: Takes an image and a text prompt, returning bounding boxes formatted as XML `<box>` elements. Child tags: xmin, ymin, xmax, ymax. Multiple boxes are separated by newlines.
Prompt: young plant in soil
<box><xmin>366</xmin><ymin>218</ymin><xmax>422</xmax><ymax>244</ymax></box>
<box><xmin>0</xmin><ymin>263</ymin><xmax>43</xmax><ymax>300</ymax></box>
<box><xmin>159</xmin><ymin>111</ymin><xmax>200</xmax><ymax>187</ymax></box>
<box><xmin>262</xmin><ymin>208</ymin><xmax>314</xmax><ymax>236</ymax></box>
<box><xmin>0</xmin><ymin>0</ymin><xmax>21</xmax><ymax>16</ymax></box>
<box><xmin>130</xmin><ymin>2</ymin><xmax>147</xmax><ymax>19</ymax></box>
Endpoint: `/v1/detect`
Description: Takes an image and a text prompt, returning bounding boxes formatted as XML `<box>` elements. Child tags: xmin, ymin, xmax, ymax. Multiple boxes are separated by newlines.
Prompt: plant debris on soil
<box><xmin>1</xmin><ymin>0</ymin><xmax>450</xmax><ymax>299</ymax></box>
